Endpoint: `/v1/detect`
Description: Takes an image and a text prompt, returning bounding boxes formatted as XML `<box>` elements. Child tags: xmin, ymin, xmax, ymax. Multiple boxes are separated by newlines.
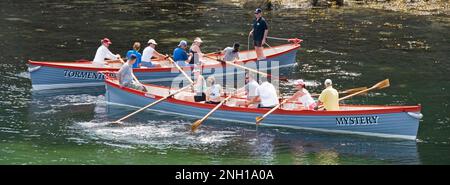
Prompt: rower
<box><xmin>314</xmin><ymin>79</ymin><xmax>339</xmax><ymax>111</ymax></box>
<box><xmin>193</xmin><ymin>68</ymin><xmax>207</xmax><ymax>102</ymax></box>
<box><xmin>189</xmin><ymin>37</ymin><xmax>204</xmax><ymax>65</ymax></box>
<box><xmin>247</xmin><ymin>76</ymin><xmax>279</xmax><ymax>108</ymax></box>
<box><xmin>205</xmin><ymin>76</ymin><xmax>223</xmax><ymax>104</ymax></box>
<box><xmin>222</xmin><ymin>42</ymin><xmax>240</xmax><ymax>62</ymax></box>
<box><xmin>117</xmin><ymin>54</ymin><xmax>147</xmax><ymax>92</ymax></box>
<box><xmin>173</xmin><ymin>40</ymin><xmax>190</xmax><ymax>67</ymax></box>
<box><xmin>92</xmin><ymin>38</ymin><xmax>121</xmax><ymax>67</ymax></box>
<box><xmin>286</xmin><ymin>79</ymin><xmax>316</xmax><ymax>110</ymax></box>
<box><xmin>125</xmin><ymin>42</ymin><xmax>142</xmax><ymax>68</ymax></box>
<box><xmin>235</xmin><ymin>73</ymin><xmax>259</xmax><ymax>107</ymax></box>
<box><xmin>141</xmin><ymin>39</ymin><xmax>164</xmax><ymax>68</ymax></box>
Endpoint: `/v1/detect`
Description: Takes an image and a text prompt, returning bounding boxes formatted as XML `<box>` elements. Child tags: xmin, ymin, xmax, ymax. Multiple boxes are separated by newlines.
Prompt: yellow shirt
<box><xmin>318</xmin><ymin>86</ymin><xmax>339</xmax><ymax>111</ymax></box>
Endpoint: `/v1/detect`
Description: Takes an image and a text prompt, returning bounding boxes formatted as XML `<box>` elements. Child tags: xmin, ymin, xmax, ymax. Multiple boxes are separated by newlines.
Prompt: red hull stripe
<box><xmin>105</xmin><ymin>79</ymin><xmax>421</xmax><ymax>116</ymax></box>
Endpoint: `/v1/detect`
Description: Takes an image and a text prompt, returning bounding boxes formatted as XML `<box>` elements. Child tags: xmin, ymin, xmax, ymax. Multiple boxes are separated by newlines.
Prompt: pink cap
<box><xmin>101</xmin><ymin>38</ymin><xmax>112</xmax><ymax>44</ymax></box>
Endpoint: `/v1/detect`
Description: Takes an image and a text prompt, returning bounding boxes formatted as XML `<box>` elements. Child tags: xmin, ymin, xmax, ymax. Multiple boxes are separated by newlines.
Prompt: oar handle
<box><xmin>167</xmin><ymin>56</ymin><xmax>194</xmax><ymax>84</ymax></box>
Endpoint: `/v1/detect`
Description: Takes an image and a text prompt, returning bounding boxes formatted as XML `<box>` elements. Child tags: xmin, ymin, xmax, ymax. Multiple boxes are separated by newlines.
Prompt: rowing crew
<box><xmin>241</xmin><ymin>77</ymin><xmax>339</xmax><ymax>111</ymax></box>
<box><xmin>92</xmin><ymin>37</ymin><xmax>241</xmax><ymax>68</ymax></box>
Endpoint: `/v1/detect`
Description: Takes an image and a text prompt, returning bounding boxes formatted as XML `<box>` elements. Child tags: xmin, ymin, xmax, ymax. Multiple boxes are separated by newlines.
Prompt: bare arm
<box><xmin>262</xmin><ymin>29</ymin><xmax>269</xmax><ymax>44</ymax></box>
<box><xmin>247</xmin><ymin>96</ymin><xmax>260</xmax><ymax>106</ymax></box>
<box><xmin>154</xmin><ymin>50</ymin><xmax>166</xmax><ymax>59</ymax></box>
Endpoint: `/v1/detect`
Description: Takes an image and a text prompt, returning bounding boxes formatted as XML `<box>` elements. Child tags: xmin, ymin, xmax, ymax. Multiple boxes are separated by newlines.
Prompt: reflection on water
<box><xmin>0</xmin><ymin>0</ymin><xmax>449</xmax><ymax>164</ymax></box>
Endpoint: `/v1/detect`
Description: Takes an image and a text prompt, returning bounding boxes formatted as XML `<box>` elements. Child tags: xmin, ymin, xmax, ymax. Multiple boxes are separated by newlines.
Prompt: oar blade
<box><xmin>255</xmin><ymin>116</ymin><xmax>263</xmax><ymax>124</ymax></box>
<box><xmin>375</xmin><ymin>79</ymin><xmax>390</xmax><ymax>90</ymax></box>
<box><xmin>191</xmin><ymin>120</ymin><xmax>203</xmax><ymax>132</ymax></box>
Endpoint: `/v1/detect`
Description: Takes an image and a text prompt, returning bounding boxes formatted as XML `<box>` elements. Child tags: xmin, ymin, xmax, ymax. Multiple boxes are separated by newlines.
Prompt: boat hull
<box><xmin>29</xmin><ymin>44</ymin><xmax>299</xmax><ymax>90</ymax></box>
<box><xmin>105</xmin><ymin>82</ymin><xmax>421</xmax><ymax>140</ymax></box>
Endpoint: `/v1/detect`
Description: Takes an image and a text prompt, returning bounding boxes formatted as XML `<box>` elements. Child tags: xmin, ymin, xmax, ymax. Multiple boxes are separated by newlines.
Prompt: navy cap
<box><xmin>129</xmin><ymin>54</ymin><xmax>137</xmax><ymax>59</ymax></box>
<box><xmin>254</xmin><ymin>8</ymin><xmax>262</xmax><ymax>14</ymax></box>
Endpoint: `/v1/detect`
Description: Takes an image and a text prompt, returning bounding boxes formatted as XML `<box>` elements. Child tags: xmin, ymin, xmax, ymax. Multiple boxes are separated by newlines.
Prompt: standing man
<box><xmin>249</xmin><ymin>8</ymin><xmax>268</xmax><ymax>60</ymax></box>
<box><xmin>315</xmin><ymin>79</ymin><xmax>339</xmax><ymax>111</ymax></box>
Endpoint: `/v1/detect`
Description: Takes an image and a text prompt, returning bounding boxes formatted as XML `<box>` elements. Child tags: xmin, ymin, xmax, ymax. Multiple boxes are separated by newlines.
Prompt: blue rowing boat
<box><xmin>104</xmin><ymin>76</ymin><xmax>422</xmax><ymax>140</ymax></box>
<box><xmin>28</xmin><ymin>43</ymin><xmax>300</xmax><ymax>90</ymax></box>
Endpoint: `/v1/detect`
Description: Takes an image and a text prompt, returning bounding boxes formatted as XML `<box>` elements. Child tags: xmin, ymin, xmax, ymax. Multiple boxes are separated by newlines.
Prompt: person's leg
<box><xmin>255</xmin><ymin>47</ymin><xmax>265</xmax><ymax>60</ymax></box>
<box><xmin>253</xmin><ymin>40</ymin><xmax>265</xmax><ymax>60</ymax></box>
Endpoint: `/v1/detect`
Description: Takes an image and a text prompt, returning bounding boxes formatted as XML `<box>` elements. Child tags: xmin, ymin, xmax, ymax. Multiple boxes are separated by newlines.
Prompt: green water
<box><xmin>0</xmin><ymin>0</ymin><xmax>449</xmax><ymax>164</ymax></box>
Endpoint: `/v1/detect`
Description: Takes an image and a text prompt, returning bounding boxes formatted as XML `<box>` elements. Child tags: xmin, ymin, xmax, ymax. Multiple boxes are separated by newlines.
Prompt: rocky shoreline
<box><xmin>233</xmin><ymin>0</ymin><xmax>449</xmax><ymax>15</ymax></box>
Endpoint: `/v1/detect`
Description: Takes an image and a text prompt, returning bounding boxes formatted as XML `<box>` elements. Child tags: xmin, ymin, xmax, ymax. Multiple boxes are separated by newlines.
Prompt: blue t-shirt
<box><xmin>126</xmin><ymin>50</ymin><xmax>142</xmax><ymax>68</ymax></box>
<box><xmin>173</xmin><ymin>47</ymin><xmax>188</xmax><ymax>62</ymax></box>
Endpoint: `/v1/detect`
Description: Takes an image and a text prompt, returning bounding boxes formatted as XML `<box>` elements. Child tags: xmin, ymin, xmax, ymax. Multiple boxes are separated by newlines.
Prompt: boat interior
<box><xmin>30</xmin><ymin>44</ymin><xmax>297</xmax><ymax>69</ymax></box>
<box><xmin>108</xmin><ymin>77</ymin><xmax>404</xmax><ymax>112</ymax></box>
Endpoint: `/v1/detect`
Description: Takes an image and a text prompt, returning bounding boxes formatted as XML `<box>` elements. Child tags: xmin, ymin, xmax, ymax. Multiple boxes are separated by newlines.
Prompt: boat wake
<box><xmin>74</xmin><ymin>120</ymin><xmax>239</xmax><ymax>150</ymax></box>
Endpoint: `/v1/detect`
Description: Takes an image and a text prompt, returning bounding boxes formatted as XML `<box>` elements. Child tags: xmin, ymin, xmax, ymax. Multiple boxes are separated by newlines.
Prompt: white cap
<box><xmin>194</xmin><ymin>37</ymin><xmax>203</xmax><ymax>43</ymax></box>
<box><xmin>324</xmin><ymin>79</ymin><xmax>332</xmax><ymax>86</ymax></box>
<box><xmin>147</xmin><ymin>39</ymin><xmax>157</xmax><ymax>45</ymax></box>
<box><xmin>293</xmin><ymin>79</ymin><xmax>305</xmax><ymax>86</ymax></box>
<box><xmin>178</xmin><ymin>40</ymin><xmax>187</xmax><ymax>47</ymax></box>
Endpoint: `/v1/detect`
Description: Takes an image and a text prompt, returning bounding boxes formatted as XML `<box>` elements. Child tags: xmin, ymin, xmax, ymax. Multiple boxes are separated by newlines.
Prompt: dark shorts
<box><xmin>194</xmin><ymin>93</ymin><xmax>206</xmax><ymax>102</ymax></box>
<box><xmin>206</xmin><ymin>101</ymin><xmax>220</xmax><ymax>105</ymax></box>
<box><xmin>254</xmin><ymin>40</ymin><xmax>263</xmax><ymax>47</ymax></box>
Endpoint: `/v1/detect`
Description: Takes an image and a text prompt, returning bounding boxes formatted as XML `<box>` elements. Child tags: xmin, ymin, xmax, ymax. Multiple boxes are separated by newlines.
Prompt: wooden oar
<box><xmin>113</xmin><ymin>84</ymin><xmax>193</xmax><ymax>124</ymax></box>
<box><xmin>255</xmin><ymin>98</ymin><xmax>289</xmax><ymax>124</ymax></box>
<box><xmin>167</xmin><ymin>56</ymin><xmax>194</xmax><ymax>84</ymax></box>
<box><xmin>191</xmin><ymin>95</ymin><xmax>233</xmax><ymax>131</ymax></box>
<box><xmin>317</xmin><ymin>79</ymin><xmax>390</xmax><ymax>110</ymax></box>
<box><xmin>339</xmin><ymin>79</ymin><xmax>390</xmax><ymax>101</ymax></box>
<box><xmin>310</xmin><ymin>86</ymin><xmax>368</xmax><ymax>97</ymax></box>
<box><xmin>203</xmin><ymin>55</ymin><xmax>288</xmax><ymax>82</ymax></box>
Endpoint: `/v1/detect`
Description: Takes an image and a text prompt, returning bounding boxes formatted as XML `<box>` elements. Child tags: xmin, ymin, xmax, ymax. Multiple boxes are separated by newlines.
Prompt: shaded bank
<box><xmin>234</xmin><ymin>0</ymin><xmax>450</xmax><ymax>15</ymax></box>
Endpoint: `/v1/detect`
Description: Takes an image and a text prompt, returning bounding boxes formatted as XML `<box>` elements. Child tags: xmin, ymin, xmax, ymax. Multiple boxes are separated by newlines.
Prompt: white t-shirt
<box><xmin>246</xmin><ymin>80</ymin><xmax>259</xmax><ymax>99</ymax></box>
<box><xmin>256</xmin><ymin>81</ymin><xmax>279</xmax><ymax>107</ymax></box>
<box><xmin>223</xmin><ymin>47</ymin><xmax>239</xmax><ymax>61</ymax></box>
<box><xmin>298</xmin><ymin>89</ymin><xmax>315</xmax><ymax>110</ymax></box>
<box><xmin>141</xmin><ymin>46</ymin><xmax>155</xmax><ymax>62</ymax></box>
<box><xmin>208</xmin><ymin>84</ymin><xmax>222</xmax><ymax>100</ymax></box>
<box><xmin>93</xmin><ymin>45</ymin><xmax>117</xmax><ymax>66</ymax></box>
